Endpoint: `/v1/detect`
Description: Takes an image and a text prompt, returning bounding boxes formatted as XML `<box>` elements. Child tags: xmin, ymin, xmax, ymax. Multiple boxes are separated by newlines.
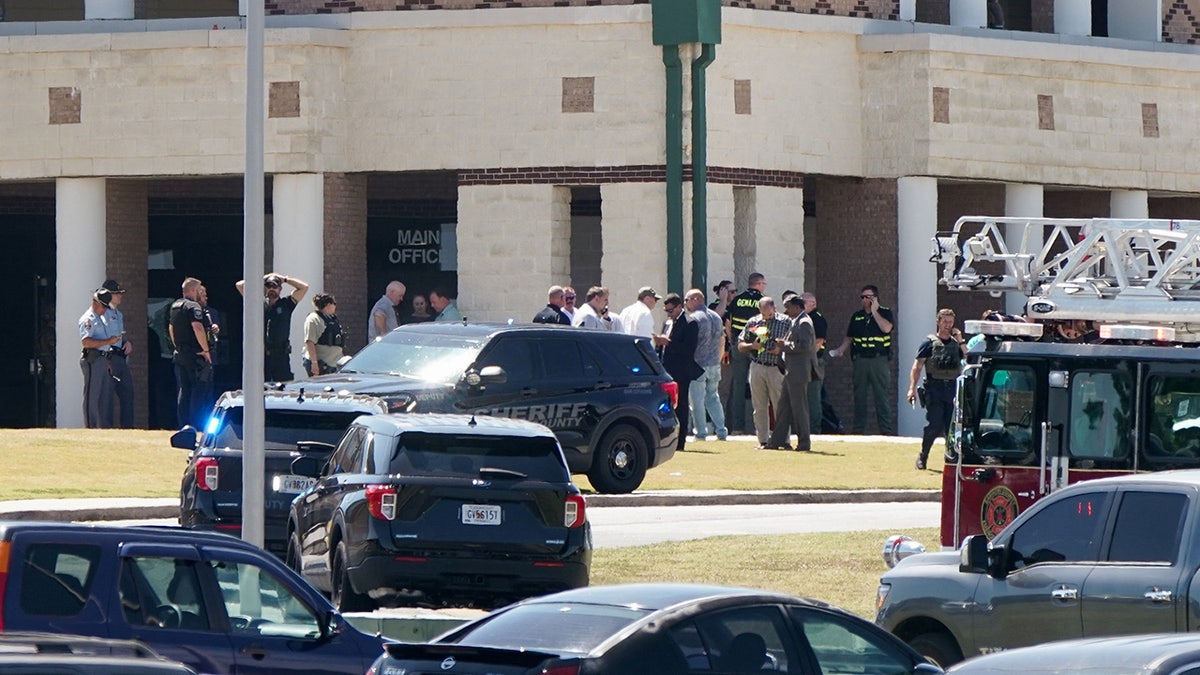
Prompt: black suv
<box><xmin>286</xmin><ymin>322</ymin><xmax>679</xmax><ymax>493</ymax></box>
<box><xmin>287</xmin><ymin>413</ymin><xmax>592</xmax><ymax>611</ymax></box>
<box><xmin>0</xmin><ymin>522</ymin><xmax>382</xmax><ymax>674</ymax></box>
<box><xmin>173</xmin><ymin>389</ymin><xmax>388</xmax><ymax>556</ymax></box>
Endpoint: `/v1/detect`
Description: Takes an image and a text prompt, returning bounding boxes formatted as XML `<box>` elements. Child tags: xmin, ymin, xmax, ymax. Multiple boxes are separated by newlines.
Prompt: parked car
<box><xmin>285</xmin><ymin>322</ymin><xmax>679</xmax><ymax>493</ymax></box>
<box><xmin>172</xmin><ymin>389</ymin><xmax>388</xmax><ymax>556</ymax></box>
<box><xmin>946</xmin><ymin>634</ymin><xmax>1200</xmax><ymax>674</ymax></box>
<box><xmin>368</xmin><ymin>583</ymin><xmax>943</xmax><ymax>674</ymax></box>
<box><xmin>0</xmin><ymin>632</ymin><xmax>196</xmax><ymax>674</ymax></box>
<box><xmin>0</xmin><ymin>521</ymin><xmax>382</xmax><ymax>674</ymax></box>
<box><xmin>876</xmin><ymin>470</ymin><xmax>1200</xmax><ymax>667</ymax></box>
<box><xmin>288</xmin><ymin>413</ymin><xmax>591</xmax><ymax>612</ymax></box>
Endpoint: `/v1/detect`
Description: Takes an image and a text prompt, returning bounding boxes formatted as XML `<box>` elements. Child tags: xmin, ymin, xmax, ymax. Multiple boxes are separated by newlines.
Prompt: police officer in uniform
<box><xmin>236</xmin><ymin>272</ymin><xmax>309</xmax><ymax>382</ymax></box>
<box><xmin>829</xmin><ymin>284</ymin><xmax>896</xmax><ymax>435</ymax></box>
<box><xmin>907</xmin><ymin>308</ymin><xmax>965</xmax><ymax>469</ymax></box>
<box><xmin>168</xmin><ymin>277</ymin><xmax>212</xmax><ymax>429</ymax></box>
<box><xmin>98</xmin><ymin>279</ymin><xmax>135</xmax><ymax>428</ymax></box>
<box><xmin>725</xmin><ymin>272</ymin><xmax>766</xmax><ymax>434</ymax></box>
<box><xmin>303</xmin><ymin>293</ymin><xmax>346</xmax><ymax>377</ymax></box>
<box><xmin>79</xmin><ymin>288</ymin><xmax>121</xmax><ymax>428</ymax></box>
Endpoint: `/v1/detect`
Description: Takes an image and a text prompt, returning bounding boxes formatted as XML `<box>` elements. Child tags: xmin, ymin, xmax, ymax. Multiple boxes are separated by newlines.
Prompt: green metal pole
<box><xmin>690</xmin><ymin>43</ymin><xmax>715</xmax><ymax>294</ymax></box>
<box><xmin>663</xmin><ymin>45</ymin><xmax>684</xmax><ymax>295</ymax></box>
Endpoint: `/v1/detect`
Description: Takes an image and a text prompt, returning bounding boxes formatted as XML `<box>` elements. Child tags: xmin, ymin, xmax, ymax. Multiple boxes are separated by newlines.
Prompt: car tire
<box><xmin>908</xmin><ymin>630</ymin><xmax>963</xmax><ymax>668</ymax></box>
<box><xmin>331</xmin><ymin>540</ymin><xmax>373</xmax><ymax>613</ymax></box>
<box><xmin>587</xmin><ymin>423</ymin><xmax>648</xmax><ymax>494</ymax></box>
<box><xmin>285</xmin><ymin>531</ymin><xmax>303</xmax><ymax>575</ymax></box>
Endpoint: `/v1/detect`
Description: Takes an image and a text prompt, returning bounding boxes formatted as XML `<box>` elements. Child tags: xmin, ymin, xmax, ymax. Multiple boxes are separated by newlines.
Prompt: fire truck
<box><xmin>931</xmin><ymin>216</ymin><xmax>1200</xmax><ymax>549</ymax></box>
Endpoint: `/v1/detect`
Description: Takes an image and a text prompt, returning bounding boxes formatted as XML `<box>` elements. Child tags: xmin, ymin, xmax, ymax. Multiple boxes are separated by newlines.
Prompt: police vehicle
<box><xmin>286</xmin><ymin>322</ymin><xmax>680</xmax><ymax>494</ymax></box>
<box><xmin>172</xmin><ymin>389</ymin><xmax>388</xmax><ymax>556</ymax></box>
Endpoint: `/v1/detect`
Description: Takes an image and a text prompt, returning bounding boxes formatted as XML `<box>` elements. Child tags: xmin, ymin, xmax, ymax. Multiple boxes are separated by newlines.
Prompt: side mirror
<box><xmin>291</xmin><ymin>455</ymin><xmax>325</xmax><ymax>478</ymax></box>
<box><xmin>335</xmin><ymin>354</ymin><xmax>352</xmax><ymax>371</ymax></box>
<box><xmin>170</xmin><ymin>426</ymin><xmax>199</xmax><ymax>450</ymax></box>
<box><xmin>959</xmin><ymin>534</ymin><xmax>1008</xmax><ymax>579</ymax></box>
<box><xmin>464</xmin><ymin>365</ymin><xmax>508</xmax><ymax>387</ymax></box>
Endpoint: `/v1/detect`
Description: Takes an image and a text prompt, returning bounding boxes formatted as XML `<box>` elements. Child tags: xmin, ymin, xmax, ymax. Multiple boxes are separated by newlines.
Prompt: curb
<box><xmin>0</xmin><ymin>490</ymin><xmax>939</xmax><ymax>523</ymax></box>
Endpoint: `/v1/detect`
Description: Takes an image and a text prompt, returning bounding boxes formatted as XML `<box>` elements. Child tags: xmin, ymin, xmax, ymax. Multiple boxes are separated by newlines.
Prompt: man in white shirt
<box><xmin>572</xmin><ymin>286</ymin><xmax>616</xmax><ymax>331</ymax></box>
<box><xmin>618</xmin><ymin>286</ymin><xmax>661</xmax><ymax>338</ymax></box>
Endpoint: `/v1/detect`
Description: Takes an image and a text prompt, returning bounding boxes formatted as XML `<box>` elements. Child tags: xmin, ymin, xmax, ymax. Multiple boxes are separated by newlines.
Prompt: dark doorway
<box><xmin>147</xmin><ymin>213</ymin><xmax>245</xmax><ymax>429</ymax></box>
<box><xmin>1091</xmin><ymin>0</ymin><xmax>1108</xmax><ymax>37</ymax></box>
<box><xmin>0</xmin><ymin>214</ymin><xmax>55</xmax><ymax>427</ymax></box>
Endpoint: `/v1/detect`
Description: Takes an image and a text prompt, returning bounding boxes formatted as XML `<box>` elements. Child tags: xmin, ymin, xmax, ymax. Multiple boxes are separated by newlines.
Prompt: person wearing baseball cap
<box><xmin>79</xmin><ymin>287</ymin><xmax>120</xmax><ymax>428</ymax></box>
<box><xmin>236</xmin><ymin>271</ymin><xmax>309</xmax><ymax>381</ymax></box>
<box><xmin>618</xmin><ymin>286</ymin><xmax>662</xmax><ymax>338</ymax></box>
<box><xmin>97</xmin><ymin>279</ymin><xmax>135</xmax><ymax>428</ymax></box>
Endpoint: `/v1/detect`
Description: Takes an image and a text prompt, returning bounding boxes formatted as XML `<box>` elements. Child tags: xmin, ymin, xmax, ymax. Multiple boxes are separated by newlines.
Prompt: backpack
<box><xmin>927</xmin><ymin>334</ymin><xmax>962</xmax><ymax>379</ymax></box>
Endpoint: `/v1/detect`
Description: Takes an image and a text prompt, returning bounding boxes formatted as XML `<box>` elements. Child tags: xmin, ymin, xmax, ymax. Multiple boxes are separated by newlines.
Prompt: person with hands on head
<box><xmin>907</xmin><ymin>308</ymin><xmax>966</xmax><ymax>470</ymax></box>
<box><xmin>828</xmin><ymin>284</ymin><xmax>896</xmax><ymax>435</ymax></box>
<box><xmin>236</xmin><ymin>272</ymin><xmax>308</xmax><ymax>381</ymax></box>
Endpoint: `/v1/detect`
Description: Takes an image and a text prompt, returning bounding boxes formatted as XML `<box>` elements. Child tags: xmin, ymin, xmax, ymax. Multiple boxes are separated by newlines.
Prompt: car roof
<box><xmin>379</xmin><ymin>321</ymin><xmax>654</xmax><ymax>346</ymax></box>
<box><xmin>1057</xmin><ymin>468</ymin><xmax>1200</xmax><ymax>491</ymax></box>
<box><xmin>514</xmin><ymin>583</ymin><xmax>827</xmax><ymax>612</ymax></box>
<box><xmin>0</xmin><ymin>521</ymin><xmax>255</xmax><ymax>548</ymax></box>
<box><xmin>354</xmin><ymin>413</ymin><xmax>559</xmax><ymax>438</ymax></box>
<box><xmin>215</xmin><ymin>388</ymin><xmax>388</xmax><ymax>414</ymax></box>
<box><xmin>947</xmin><ymin>633</ymin><xmax>1200</xmax><ymax>673</ymax></box>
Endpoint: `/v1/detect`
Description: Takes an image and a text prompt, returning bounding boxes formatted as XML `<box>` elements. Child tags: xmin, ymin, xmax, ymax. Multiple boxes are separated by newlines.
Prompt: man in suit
<box><xmin>766</xmin><ymin>294</ymin><xmax>819</xmax><ymax>451</ymax></box>
<box><xmin>654</xmin><ymin>292</ymin><xmax>701</xmax><ymax>451</ymax></box>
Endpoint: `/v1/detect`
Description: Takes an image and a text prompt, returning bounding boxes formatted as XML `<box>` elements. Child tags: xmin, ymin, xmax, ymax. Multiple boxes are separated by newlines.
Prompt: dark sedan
<box><xmin>368</xmin><ymin>583</ymin><xmax>943</xmax><ymax>674</ymax></box>
<box><xmin>946</xmin><ymin>634</ymin><xmax>1200</xmax><ymax>674</ymax></box>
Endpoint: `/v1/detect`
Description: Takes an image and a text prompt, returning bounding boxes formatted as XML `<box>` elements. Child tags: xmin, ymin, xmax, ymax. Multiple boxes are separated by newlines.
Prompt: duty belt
<box><xmin>107</xmin><ymin>349</ymin><xmax>125</xmax><ymax>358</ymax></box>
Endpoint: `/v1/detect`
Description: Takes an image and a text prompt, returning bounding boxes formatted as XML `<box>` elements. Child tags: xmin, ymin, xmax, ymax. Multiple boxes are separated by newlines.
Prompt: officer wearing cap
<box><xmin>236</xmin><ymin>271</ymin><xmax>309</xmax><ymax>381</ymax></box>
<box><xmin>98</xmin><ymin>279</ymin><xmax>135</xmax><ymax>428</ymax></box>
<box><xmin>79</xmin><ymin>287</ymin><xmax>120</xmax><ymax>428</ymax></box>
<box><xmin>618</xmin><ymin>286</ymin><xmax>662</xmax><ymax>338</ymax></box>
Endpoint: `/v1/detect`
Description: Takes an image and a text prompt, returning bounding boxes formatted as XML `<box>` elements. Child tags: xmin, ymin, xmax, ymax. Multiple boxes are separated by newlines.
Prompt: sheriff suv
<box><xmin>286</xmin><ymin>322</ymin><xmax>680</xmax><ymax>493</ymax></box>
<box><xmin>173</xmin><ymin>389</ymin><xmax>388</xmax><ymax>556</ymax></box>
<box><xmin>287</xmin><ymin>413</ymin><xmax>592</xmax><ymax>611</ymax></box>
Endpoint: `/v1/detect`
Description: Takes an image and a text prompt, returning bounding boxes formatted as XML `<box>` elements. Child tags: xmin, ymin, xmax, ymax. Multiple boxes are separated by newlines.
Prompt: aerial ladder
<box><xmin>931</xmin><ymin>216</ymin><xmax>1200</xmax><ymax>341</ymax></box>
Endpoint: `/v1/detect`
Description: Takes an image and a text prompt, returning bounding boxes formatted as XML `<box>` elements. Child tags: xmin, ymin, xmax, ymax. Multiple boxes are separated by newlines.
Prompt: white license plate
<box><xmin>461</xmin><ymin>504</ymin><xmax>502</xmax><ymax>526</ymax></box>
<box><xmin>272</xmin><ymin>474</ymin><xmax>316</xmax><ymax>494</ymax></box>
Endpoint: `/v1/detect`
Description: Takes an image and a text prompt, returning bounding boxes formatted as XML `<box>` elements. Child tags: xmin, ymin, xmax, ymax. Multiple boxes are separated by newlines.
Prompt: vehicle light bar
<box><xmin>1098</xmin><ymin>324</ymin><xmax>1176</xmax><ymax>342</ymax></box>
<box><xmin>964</xmin><ymin>320</ymin><xmax>1044</xmax><ymax>338</ymax></box>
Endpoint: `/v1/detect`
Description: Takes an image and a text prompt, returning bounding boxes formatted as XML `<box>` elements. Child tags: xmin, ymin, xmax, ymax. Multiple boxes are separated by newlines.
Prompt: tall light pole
<box><xmin>242</xmin><ymin>0</ymin><xmax>267</xmax><ymax>549</ymax></box>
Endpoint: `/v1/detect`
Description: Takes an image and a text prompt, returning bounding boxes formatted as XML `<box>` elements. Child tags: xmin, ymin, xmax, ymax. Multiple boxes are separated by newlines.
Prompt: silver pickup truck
<box><xmin>876</xmin><ymin>470</ymin><xmax>1200</xmax><ymax>668</ymax></box>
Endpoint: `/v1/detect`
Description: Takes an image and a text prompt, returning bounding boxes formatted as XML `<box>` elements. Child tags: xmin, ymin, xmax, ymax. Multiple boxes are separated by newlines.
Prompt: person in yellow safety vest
<box><xmin>828</xmin><ymin>284</ymin><xmax>896</xmax><ymax>435</ymax></box>
<box><xmin>724</xmin><ymin>273</ymin><xmax>767</xmax><ymax>435</ymax></box>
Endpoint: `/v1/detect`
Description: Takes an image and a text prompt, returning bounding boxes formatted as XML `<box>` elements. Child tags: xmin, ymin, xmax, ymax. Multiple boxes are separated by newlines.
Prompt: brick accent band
<box><xmin>457</xmin><ymin>165</ymin><xmax>804</xmax><ymax>188</ymax></box>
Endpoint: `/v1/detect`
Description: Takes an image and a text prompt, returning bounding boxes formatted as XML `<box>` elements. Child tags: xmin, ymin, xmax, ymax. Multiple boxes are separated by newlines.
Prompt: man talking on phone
<box><xmin>828</xmin><ymin>284</ymin><xmax>895</xmax><ymax>436</ymax></box>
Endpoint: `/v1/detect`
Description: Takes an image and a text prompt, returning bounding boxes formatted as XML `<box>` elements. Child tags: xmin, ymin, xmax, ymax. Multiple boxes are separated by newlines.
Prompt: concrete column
<box><xmin>239</xmin><ymin>0</ymin><xmax>248</xmax><ymax>16</ymax></box>
<box><xmin>897</xmin><ymin>176</ymin><xmax>938</xmax><ymax>438</ymax></box>
<box><xmin>754</xmin><ymin>186</ymin><xmax>805</xmax><ymax>300</ymax></box>
<box><xmin>457</xmin><ymin>184</ymin><xmax>568</xmax><ymax>323</ymax></box>
<box><xmin>601</xmin><ymin>183</ymin><xmax>669</xmax><ymax>311</ymax></box>
<box><xmin>1005</xmin><ymin>183</ymin><xmax>1044</xmax><ymax>316</ymax></box>
<box><xmin>1109</xmin><ymin>0</ymin><xmax>1162</xmax><ymax>41</ymax></box>
<box><xmin>1055</xmin><ymin>0</ymin><xmax>1092</xmax><ymax>36</ymax></box>
<box><xmin>56</xmin><ymin>178</ymin><xmax>108</xmax><ymax>428</ymax></box>
<box><xmin>85</xmin><ymin>0</ymin><xmax>135</xmax><ymax>19</ymax></box>
<box><xmin>1111</xmin><ymin>190</ymin><xmax>1149</xmax><ymax>219</ymax></box>
<box><xmin>899</xmin><ymin>0</ymin><xmax>916</xmax><ymax>21</ymax></box>
<box><xmin>949</xmin><ymin>0</ymin><xmax>986</xmax><ymax>27</ymax></box>
<box><xmin>272</xmin><ymin>174</ymin><xmax>324</xmax><ymax>380</ymax></box>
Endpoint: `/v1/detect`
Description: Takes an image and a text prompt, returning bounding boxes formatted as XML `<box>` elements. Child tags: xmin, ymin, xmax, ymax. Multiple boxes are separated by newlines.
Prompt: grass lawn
<box><xmin>1</xmin><ymin>429</ymin><xmax>942</xmax><ymax>501</ymax></box>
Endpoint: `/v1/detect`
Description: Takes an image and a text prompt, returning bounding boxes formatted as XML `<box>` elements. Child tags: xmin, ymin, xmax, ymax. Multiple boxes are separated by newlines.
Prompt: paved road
<box><xmin>589</xmin><ymin>501</ymin><xmax>939</xmax><ymax>548</ymax></box>
<box><xmin>88</xmin><ymin>501</ymin><xmax>940</xmax><ymax>549</ymax></box>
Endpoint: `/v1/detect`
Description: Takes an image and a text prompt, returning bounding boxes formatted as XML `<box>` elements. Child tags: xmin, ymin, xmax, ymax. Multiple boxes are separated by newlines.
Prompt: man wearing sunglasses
<box><xmin>829</xmin><ymin>284</ymin><xmax>895</xmax><ymax>435</ymax></box>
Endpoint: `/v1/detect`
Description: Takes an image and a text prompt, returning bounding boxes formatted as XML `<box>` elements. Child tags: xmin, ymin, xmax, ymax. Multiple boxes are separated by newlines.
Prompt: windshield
<box><xmin>206</xmin><ymin>409</ymin><xmax>364</xmax><ymax>450</ymax></box>
<box><xmin>386</xmin><ymin>431</ymin><xmax>568</xmax><ymax>482</ymax></box>
<box><xmin>454</xmin><ymin>602</ymin><xmax>650</xmax><ymax>655</ymax></box>
<box><xmin>340</xmin><ymin>332</ymin><xmax>483</xmax><ymax>383</ymax></box>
